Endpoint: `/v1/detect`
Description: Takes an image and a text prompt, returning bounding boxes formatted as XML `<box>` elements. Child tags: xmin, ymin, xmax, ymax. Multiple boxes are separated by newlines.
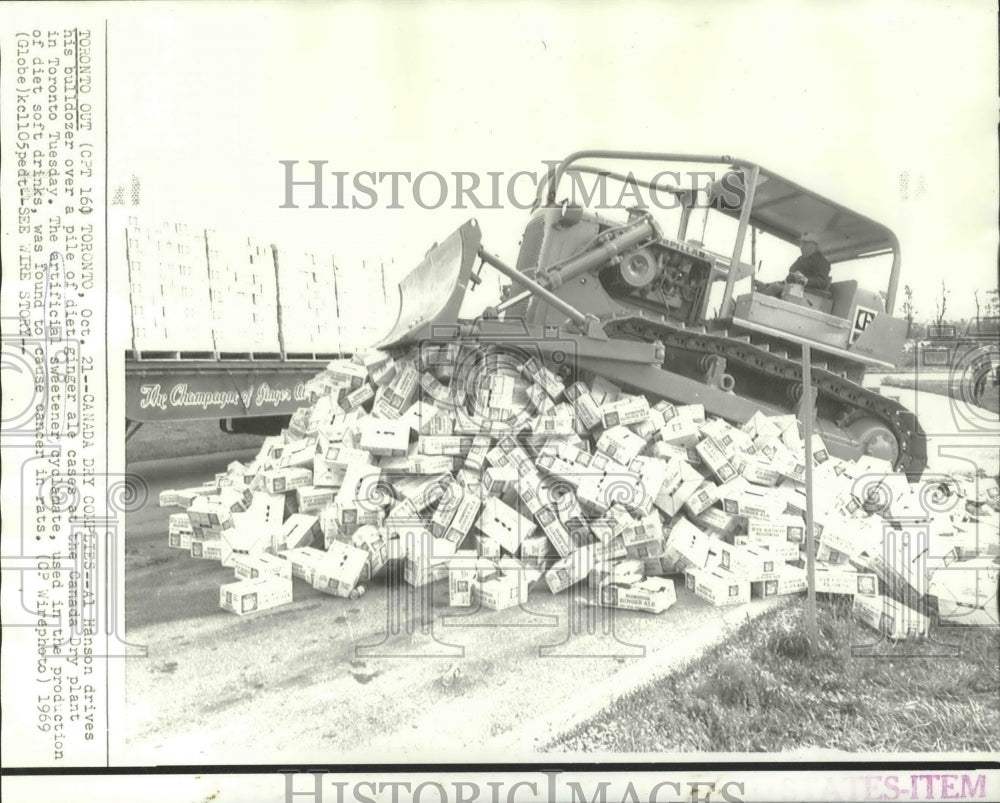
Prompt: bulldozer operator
<box><xmin>759</xmin><ymin>232</ymin><xmax>831</xmax><ymax>296</ymax></box>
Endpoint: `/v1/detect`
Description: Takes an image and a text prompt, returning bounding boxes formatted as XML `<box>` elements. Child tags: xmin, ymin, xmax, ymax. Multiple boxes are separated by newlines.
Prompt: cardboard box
<box><xmin>772</xmin><ymin>449</ymin><xmax>807</xmax><ymax>485</ymax></box>
<box><xmin>402</xmin><ymin>529</ymin><xmax>457</xmax><ymax>587</ymax></box>
<box><xmin>814</xmin><ymin>514</ymin><xmax>881</xmax><ymax>564</ymax></box>
<box><xmin>358</xmin><ymin>417</ymin><xmax>410</xmax><ymax>456</ymax></box>
<box><xmin>544</xmin><ymin>546</ymin><xmax>596</xmax><ymax>593</ymax></box>
<box><xmin>187</xmin><ymin>496</ymin><xmax>239</xmax><ymax>534</ymax></box>
<box><xmin>420</xmin><ymin>371</ymin><xmax>452</xmax><ymax>404</ymax></box>
<box><xmin>361</xmin><ymin>349</ymin><xmax>397</xmax><ymax>386</ymax></box>
<box><xmin>397</xmin><ymin>400</ymin><xmax>438</xmax><ymax>433</ymax></box>
<box><xmin>429</xmin><ymin>477</ymin><xmax>464</xmax><ymax>537</ymax></box>
<box><xmin>927</xmin><ymin>556</ymin><xmax>998</xmax><ymax>616</ymax></box>
<box><xmin>159</xmin><ymin>489</ymin><xmax>181</xmax><ymax>507</ymax></box>
<box><xmin>233</xmin><ymin>552</ymin><xmax>293</xmax><ymax>581</ymax></box>
<box><xmin>576</xmin><ymin>468</ymin><xmax>645</xmax><ymax>516</ymax></box>
<box><xmin>261</xmin><ymin>466</ymin><xmax>313</xmax><ymax>494</ymax></box>
<box><xmin>474</xmin><ymin>570</ymin><xmax>528</xmax><ymax>611</ymax></box>
<box><xmin>596</xmin><ymin>425</ymin><xmax>646</xmax><ymax>465</ymax></box>
<box><xmin>630</xmin><ymin>455</ymin><xmax>676</xmax><ymax>505</ymax></box>
<box><xmin>691</xmin><ymin>507</ymin><xmax>748</xmax><ymax>538</ymax></box>
<box><xmin>684</xmin><ymin>567</ymin><xmax>751</xmax><ymax>607</ymax></box>
<box><xmin>593</xmin><ymin>535</ymin><xmax>628</xmax><ymax>563</ymax></box>
<box><xmin>220</xmin><ymin>525</ymin><xmax>272</xmax><ymax>567</ymax></box>
<box><xmin>621</xmin><ymin>512</ymin><xmax>662</xmax><ymax>547</ymax></box>
<box><xmin>219</xmin><ymin>575</ymin><xmax>293</xmax><ymax>615</ymax></box>
<box><xmin>852</xmin><ymin>593</ymin><xmax>930</xmax><ymax>639</ymax></box>
<box><xmin>312</xmin><ymin>541</ymin><xmax>370</xmax><ymax>597</ymax></box>
<box><xmin>534</xmin><ymin>507</ymin><xmax>574</xmax><ymax>557</ymax></box>
<box><xmin>751</xmin><ymin>565</ymin><xmax>807</xmax><ymax>598</ymax></box>
<box><xmin>624</xmin><ymin>537</ymin><xmax>666</xmax><ymax>561</ymax></box>
<box><xmin>514</xmin><ymin>534</ymin><xmax>551</xmax><ymax>570</ymax></box>
<box><xmin>190</xmin><ymin>538</ymin><xmax>223</xmax><ymax>561</ymax></box>
<box><xmin>675</xmin><ymin>403</ymin><xmax>706</xmax><ymax>424</ymax></box>
<box><xmin>421</xmin><ymin>408</ymin><xmax>455</xmax><ymax>436</ymax></box>
<box><xmin>419</xmin><ymin>435</ymin><xmax>475</xmax><ymax>456</ymax></box>
<box><xmin>589</xmin><ymin>375</ymin><xmax>622</xmax><ymax>404</ymax></box>
<box><xmin>332</xmin><ymin>462</ymin><xmax>384</xmax><ymax>535</ymax></box>
<box><xmin>295</xmin><ymin>486</ymin><xmax>338</xmax><ymax>516</ymax></box>
<box><xmin>589</xmin><ymin>558</ymin><xmax>644</xmax><ymax>590</ymax></box>
<box><xmin>475</xmin><ymin>534</ymin><xmax>502</xmax><ymax>561</ymax></box>
<box><xmin>394</xmin><ymin>474</ymin><xmax>449</xmax><ymax>512</ymax></box>
<box><xmin>280</xmin><ymin>546</ymin><xmax>328</xmax><ymax>584</ymax></box>
<box><xmin>522</xmin><ymin>357</ymin><xmax>564</xmax><ymax>399</ymax></box>
<box><xmin>588</xmin><ymin>504</ymin><xmax>633</xmax><ymax>543</ymax></box>
<box><xmin>312</xmin><ymin>455</ymin><xmax>347</xmax><ymax>488</ymax></box>
<box><xmin>464</xmin><ymin>436</ymin><xmax>493</xmax><ymax>471</ymax></box>
<box><xmin>599</xmin><ymin>577</ymin><xmax>677</xmax><ymax>614</ymax></box>
<box><xmin>695</xmin><ymin>438</ymin><xmax>737</xmax><ymax>483</ymax></box>
<box><xmin>733</xmin><ymin>452</ymin><xmax>781</xmax><ymax>486</ymax></box>
<box><xmin>448</xmin><ymin>550</ymin><xmax>479</xmax><ymax>607</ymax></box>
<box><xmin>735</xmin><ymin>534</ymin><xmax>800</xmax><ymax>562</ymax></box>
<box><xmin>814</xmin><ymin>564</ymin><xmax>879</xmax><ymax>597</ymax></box>
<box><xmin>663</xmin><ymin>517</ymin><xmax>712</xmax><ymax>573</ymax></box>
<box><xmin>743</xmin><ymin>410</ymin><xmax>783</xmax><ymax>441</ymax></box>
<box><xmin>281</xmin><ymin>514</ymin><xmax>321</xmax><ymax>550</ymax></box>
<box><xmin>477</xmin><ymin>495</ymin><xmax>536</xmax><ymax>553</ymax></box>
<box><xmin>327</xmin><ymin>359</ymin><xmax>369</xmax><ymax>390</ymax></box>
<box><xmin>565</xmin><ymin>382</ymin><xmax>602</xmax><ymax>430</ymax></box>
<box><xmin>278</xmin><ymin>439</ymin><xmax>318</xmax><ymax>469</ymax></box>
<box><xmin>747</xmin><ymin>515</ymin><xmax>806</xmax><ymax>544</ymax></box>
<box><xmin>716</xmin><ymin>540</ymin><xmax>779</xmax><ymax>581</ymax></box>
<box><xmin>534</xmin><ymin>410</ymin><xmax>577</xmax><ymax>436</ymax></box>
<box><xmin>655</xmin><ymin>473</ymin><xmax>703</xmax><ymax>517</ymax></box>
<box><xmin>351</xmin><ymin>524</ymin><xmax>389</xmax><ymax>580</ymax></box>
<box><xmin>167</xmin><ymin>513</ymin><xmax>194</xmax><ymax>549</ymax></box>
<box><xmin>934</xmin><ymin>598</ymin><xmax>999</xmax><ymax>627</ymax></box>
<box><xmin>377</xmin><ymin>363</ymin><xmax>419</xmax><ymax>417</ymax></box>
<box><xmin>601</xmin><ymin>395</ymin><xmax>650</xmax><ymax>428</ymax></box>
<box><xmin>443</xmin><ymin>489</ymin><xmax>483</xmax><ymax>546</ymax></box>
<box><xmin>323</xmin><ymin>444</ymin><xmax>373</xmax><ymax>469</ymax></box>
<box><xmin>866</xmin><ymin>528</ymin><xmax>931</xmax><ymax>605</ymax></box>
<box><xmin>718</xmin><ymin>479</ymin><xmax>785</xmax><ymax>519</ymax></box>
<box><xmin>683</xmin><ymin>481</ymin><xmax>720</xmax><ymax>517</ymax></box>
<box><xmin>483</xmin><ymin>464</ymin><xmax>520</xmax><ymax>497</ymax></box>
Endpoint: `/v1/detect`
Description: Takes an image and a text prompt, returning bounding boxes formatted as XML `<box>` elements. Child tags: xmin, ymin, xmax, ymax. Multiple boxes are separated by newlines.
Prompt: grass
<box><xmin>882</xmin><ymin>375</ymin><xmax>1000</xmax><ymax>416</ymax></box>
<box><xmin>126</xmin><ymin>419</ymin><xmax>265</xmax><ymax>463</ymax></box>
<box><xmin>551</xmin><ymin>598</ymin><xmax>1000</xmax><ymax>753</ymax></box>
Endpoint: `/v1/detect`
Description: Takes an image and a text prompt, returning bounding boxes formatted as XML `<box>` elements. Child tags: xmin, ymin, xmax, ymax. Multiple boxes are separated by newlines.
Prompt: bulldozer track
<box><xmin>606</xmin><ymin>315</ymin><xmax>928</xmax><ymax>477</ymax></box>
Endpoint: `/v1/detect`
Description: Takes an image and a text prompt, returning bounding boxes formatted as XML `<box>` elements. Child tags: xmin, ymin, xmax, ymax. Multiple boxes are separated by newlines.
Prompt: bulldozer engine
<box><xmin>534</xmin><ymin>208</ymin><xmax>708</xmax><ymax>325</ymax></box>
<box><xmin>377</xmin><ymin>155</ymin><xmax>927</xmax><ymax>477</ymax></box>
<box><xmin>500</xmin><ymin>205</ymin><xmax>715</xmax><ymax>333</ymax></box>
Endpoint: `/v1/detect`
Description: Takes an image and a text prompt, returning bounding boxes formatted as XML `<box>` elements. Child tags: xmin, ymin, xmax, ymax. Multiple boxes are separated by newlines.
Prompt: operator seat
<box><xmin>829</xmin><ymin>280</ymin><xmax>860</xmax><ymax>320</ymax></box>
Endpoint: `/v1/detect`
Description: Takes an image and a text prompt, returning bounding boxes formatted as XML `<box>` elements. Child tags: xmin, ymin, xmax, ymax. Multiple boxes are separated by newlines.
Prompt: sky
<box><xmin>97</xmin><ymin>0</ymin><xmax>998</xmax><ymax>322</ymax></box>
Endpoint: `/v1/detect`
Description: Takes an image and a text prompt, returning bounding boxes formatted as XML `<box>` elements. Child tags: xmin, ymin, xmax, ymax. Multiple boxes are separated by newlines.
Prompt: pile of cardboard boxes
<box><xmin>124</xmin><ymin>221</ymin><xmax>216</xmax><ymax>352</ymax></box>
<box><xmin>123</xmin><ymin>217</ymin><xmax>388</xmax><ymax>356</ymax></box>
<box><xmin>160</xmin><ymin>344</ymin><xmax>1000</xmax><ymax>635</ymax></box>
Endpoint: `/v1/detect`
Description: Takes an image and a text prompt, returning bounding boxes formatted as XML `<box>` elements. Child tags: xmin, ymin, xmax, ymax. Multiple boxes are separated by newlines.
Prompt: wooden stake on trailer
<box><xmin>801</xmin><ymin>343</ymin><xmax>819</xmax><ymax>652</ymax></box>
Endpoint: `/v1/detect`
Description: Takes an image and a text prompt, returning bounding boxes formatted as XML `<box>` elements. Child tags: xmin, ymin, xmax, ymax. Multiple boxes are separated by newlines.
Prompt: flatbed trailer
<box><xmin>124</xmin><ymin>354</ymin><xmax>343</xmax><ymax>440</ymax></box>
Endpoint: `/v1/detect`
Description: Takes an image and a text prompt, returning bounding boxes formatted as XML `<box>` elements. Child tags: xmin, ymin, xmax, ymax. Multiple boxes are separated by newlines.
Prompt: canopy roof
<box><xmin>709</xmin><ymin>167</ymin><xmax>898</xmax><ymax>263</ymax></box>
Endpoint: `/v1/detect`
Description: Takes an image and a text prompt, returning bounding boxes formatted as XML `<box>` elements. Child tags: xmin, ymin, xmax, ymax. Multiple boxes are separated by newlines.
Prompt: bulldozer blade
<box><xmin>376</xmin><ymin>219</ymin><xmax>483</xmax><ymax>350</ymax></box>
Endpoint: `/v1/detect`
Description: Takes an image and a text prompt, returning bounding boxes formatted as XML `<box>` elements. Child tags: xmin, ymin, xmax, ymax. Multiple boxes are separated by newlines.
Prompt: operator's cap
<box><xmin>799</xmin><ymin>232</ymin><xmax>820</xmax><ymax>244</ymax></box>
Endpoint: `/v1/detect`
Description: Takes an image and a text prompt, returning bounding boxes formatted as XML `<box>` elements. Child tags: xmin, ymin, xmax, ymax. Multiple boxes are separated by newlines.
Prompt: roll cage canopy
<box><xmin>538</xmin><ymin>150</ymin><xmax>901</xmax><ymax>314</ymax></box>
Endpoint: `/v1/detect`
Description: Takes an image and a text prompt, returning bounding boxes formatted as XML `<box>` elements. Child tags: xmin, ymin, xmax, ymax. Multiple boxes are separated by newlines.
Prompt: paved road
<box><xmin>123</xmin><ymin>453</ymin><xmax>782</xmax><ymax>764</ymax></box>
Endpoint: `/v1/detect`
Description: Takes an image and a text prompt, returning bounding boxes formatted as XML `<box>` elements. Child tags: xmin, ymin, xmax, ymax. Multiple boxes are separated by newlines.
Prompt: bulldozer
<box><xmin>377</xmin><ymin>150</ymin><xmax>927</xmax><ymax>477</ymax></box>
